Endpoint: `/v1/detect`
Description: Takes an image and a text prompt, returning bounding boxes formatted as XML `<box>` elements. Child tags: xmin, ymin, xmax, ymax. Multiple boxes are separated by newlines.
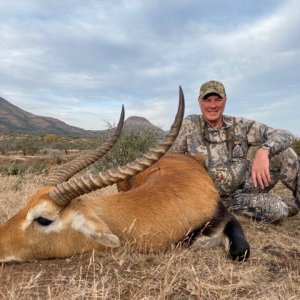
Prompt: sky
<box><xmin>0</xmin><ymin>0</ymin><xmax>299</xmax><ymax>136</ymax></box>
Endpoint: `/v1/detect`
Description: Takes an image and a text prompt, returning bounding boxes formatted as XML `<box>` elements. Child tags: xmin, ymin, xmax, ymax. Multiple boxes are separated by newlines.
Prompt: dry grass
<box><xmin>0</xmin><ymin>175</ymin><xmax>299</xmax><ymax>299</ymax></box>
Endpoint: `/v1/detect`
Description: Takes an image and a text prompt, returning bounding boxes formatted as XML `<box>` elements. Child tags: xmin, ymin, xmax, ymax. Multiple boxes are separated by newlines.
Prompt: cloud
<box><xmin>0</xmin><ymin>0</ymin><xmax>299</xmax><ymax>136</ymax></box>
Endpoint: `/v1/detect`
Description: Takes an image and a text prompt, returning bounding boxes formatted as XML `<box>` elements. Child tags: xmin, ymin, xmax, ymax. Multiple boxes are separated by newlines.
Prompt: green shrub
<box><xmin>292</xmin><ymin>138</ymin><xmax>300</xmax><ymax>156</ymax></box>
<box><xmin>0</xmin><ymin>166</ymin><xmax>9</xmax><ymax>174</ymax></box>
<box><xmin>28</xmin><ymin>161</ymin><xmax>48</xmax><ymax>174</ymax></box>
<box><xmin>7</xmin><ymin>163</ymin><xmax>22</xmax><ymax>175</ymax></box>
<box><xmin>92</xmin><ymin>128</ymin><xmax>159</xmax><ymax>172</ymax></box>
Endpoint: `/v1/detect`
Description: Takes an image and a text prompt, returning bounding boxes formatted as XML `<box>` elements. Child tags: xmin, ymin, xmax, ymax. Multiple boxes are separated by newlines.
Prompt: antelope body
<box><xmin>0</xmin><ymin>88</ymin><xmax>250</xmax><ymax>262</ymax></box>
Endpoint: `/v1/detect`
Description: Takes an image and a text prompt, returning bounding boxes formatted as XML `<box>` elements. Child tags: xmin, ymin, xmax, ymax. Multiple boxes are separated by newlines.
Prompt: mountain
<box><xmin>124</xmin><ymin>116</ymin><xmax>165</xmax><ymax>136</ymax></box>
<box><xmin>0</xmin><ymin>97</ymin><xmax>92</xmax><ymax>135</ymax></box>
<box><xmin>0</xmin><ymin>97</ymin><xmax>165</xmax><ymax>136</ymax></box>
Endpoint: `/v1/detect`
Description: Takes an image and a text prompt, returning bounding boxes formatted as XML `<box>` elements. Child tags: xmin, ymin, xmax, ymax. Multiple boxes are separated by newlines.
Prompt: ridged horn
<box><xmin>49</xmin><ymin>86</ymin><xmax>185</xmax><ymax>206</ymax></box>
<box><xmin>46</xmin><ymin>105</ymin><xmax>125</xmax><ymax>186</ymax></box>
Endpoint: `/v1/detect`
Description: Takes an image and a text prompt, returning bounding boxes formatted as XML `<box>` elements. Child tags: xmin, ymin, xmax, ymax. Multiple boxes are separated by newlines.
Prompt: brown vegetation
<box><xmin>0</xmin><ymin>175</ymin><xmax>299</xmax><ymax>299</ymax></box>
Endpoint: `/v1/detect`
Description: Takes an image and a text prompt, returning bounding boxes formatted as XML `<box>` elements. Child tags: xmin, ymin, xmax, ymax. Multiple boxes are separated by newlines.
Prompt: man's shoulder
<box><xmin>184</xmin><ymin>114</ymin><xmax>200</xmax><ymax>124</ymax></box>
<box><xmin>224</xmin><ymin>115</ymin><xmax>256</xmax><ymax>127</ymax></box>
<box><xmin>179</xmin><ymin>114</ymin><xmax>202</xmax><ymax>133</ymax></box>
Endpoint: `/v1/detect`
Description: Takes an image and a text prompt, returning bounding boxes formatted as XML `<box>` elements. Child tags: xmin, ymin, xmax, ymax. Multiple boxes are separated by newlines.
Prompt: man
<box><xmin>171</xmin><ymin>80</ymin><xmax>299</xmax><ymax>223</ymax></box>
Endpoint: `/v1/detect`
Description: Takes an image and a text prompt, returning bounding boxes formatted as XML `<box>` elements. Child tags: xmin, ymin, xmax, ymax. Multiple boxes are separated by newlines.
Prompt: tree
<box><xmin>292</xmin><ymin>138</ymin><xmax>300</xmax><ymax>156</ymax></box>
<box><xmin>43</xmin><ymin>134</ymin><xmax>61</xmax><ymax>144</ymax></box>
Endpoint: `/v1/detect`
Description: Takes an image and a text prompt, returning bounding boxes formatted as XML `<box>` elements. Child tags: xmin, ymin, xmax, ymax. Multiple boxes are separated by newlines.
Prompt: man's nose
<box><xmin>209</xmin><ymin>101</ymin><xmax>217</xmax><ymax>107</ymax></box>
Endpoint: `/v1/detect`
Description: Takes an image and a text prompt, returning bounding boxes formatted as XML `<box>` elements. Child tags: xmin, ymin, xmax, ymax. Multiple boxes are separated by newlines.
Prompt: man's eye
<box><xmin>34</xmin><ymin>217</ymin><xmax>53</xmax><ymax>226</ymax></box>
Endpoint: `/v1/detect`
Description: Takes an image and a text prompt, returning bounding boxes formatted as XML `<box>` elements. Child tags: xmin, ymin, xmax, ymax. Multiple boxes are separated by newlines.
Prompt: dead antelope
<box><xmin>0</xmin><ymin>87</ymin><xmax>250</xmax><ymax>262</ymax></box>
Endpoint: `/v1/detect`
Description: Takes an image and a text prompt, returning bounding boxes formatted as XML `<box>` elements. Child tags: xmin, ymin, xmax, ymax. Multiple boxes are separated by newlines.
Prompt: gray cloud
<box><xmin>0</xmin><ymin>0</ymin><xmax>299</xmax><ymax>135</ymax></box>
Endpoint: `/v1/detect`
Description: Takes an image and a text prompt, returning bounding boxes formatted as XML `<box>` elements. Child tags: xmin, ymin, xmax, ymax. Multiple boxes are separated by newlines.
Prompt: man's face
<box><xmin>198</xmin><ymin>93</ymin><xmax>226</xmax><ymax>127</ymax></box>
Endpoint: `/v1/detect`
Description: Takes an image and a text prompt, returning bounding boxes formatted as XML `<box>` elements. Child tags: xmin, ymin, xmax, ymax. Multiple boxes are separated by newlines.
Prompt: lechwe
<box><xmin>0</xmin><ymin>87</ymin><xmax>250</xmax><ymax>262</ymax></box>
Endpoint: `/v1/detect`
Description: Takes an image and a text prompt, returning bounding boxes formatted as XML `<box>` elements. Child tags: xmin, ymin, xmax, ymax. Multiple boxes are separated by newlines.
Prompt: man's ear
<box><xmin>198</xmin><ymin>96</ymin><xmax>202</xmax><ymax>106</ymax></box>
<box><xmin>71</xmin><ymin>211</ymin><xmax>121</xmax><ymax>248</ymax></box>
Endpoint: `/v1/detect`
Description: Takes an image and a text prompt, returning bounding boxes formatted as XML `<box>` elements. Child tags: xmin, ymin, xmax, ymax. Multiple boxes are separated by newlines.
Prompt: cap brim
<box><xmin>201</xmin><ymin>88</ymin><xmax>225</xmax><ymax>98</ymax></box>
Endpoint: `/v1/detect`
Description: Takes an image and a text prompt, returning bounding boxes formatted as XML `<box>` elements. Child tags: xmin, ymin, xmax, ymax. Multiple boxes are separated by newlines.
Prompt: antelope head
<box><xmin>0</xmin><ymin>87</ymin><xmax>185</xmax><ymax>262</ymax></box>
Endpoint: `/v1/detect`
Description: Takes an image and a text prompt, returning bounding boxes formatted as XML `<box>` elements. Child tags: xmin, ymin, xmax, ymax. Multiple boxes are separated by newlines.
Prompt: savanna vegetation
<box><xmin>1</xmin><ymin>131</ymin><xmax>299</xmax><ymax>176</ymax></box>
<box><xmin>0</xmin><ymin>128</ymin><xmax>158</xmax><ymax>175</ymax></box>
<box><xmin>0</xmin><ymin>130</ymin><xmax>299</xmax><ymax>299</ymax></box>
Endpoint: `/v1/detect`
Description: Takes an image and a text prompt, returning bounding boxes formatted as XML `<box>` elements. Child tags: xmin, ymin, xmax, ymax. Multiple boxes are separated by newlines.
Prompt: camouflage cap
<box><xmin>199</xmin><ymin>80</ymin><xmax>226</xmax><ymax>99</ymax></box>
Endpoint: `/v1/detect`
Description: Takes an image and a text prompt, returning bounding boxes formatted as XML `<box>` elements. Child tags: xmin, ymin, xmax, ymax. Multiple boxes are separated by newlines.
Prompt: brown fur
<box><xmin>0</xmin><ymin>153</ymin><xmax>224</xmax><ymax>261</ymax></box>
<box><xmin>87</xmin><ymin>153</ymin><xmax>220</xmax><ymax>248</ymax></box>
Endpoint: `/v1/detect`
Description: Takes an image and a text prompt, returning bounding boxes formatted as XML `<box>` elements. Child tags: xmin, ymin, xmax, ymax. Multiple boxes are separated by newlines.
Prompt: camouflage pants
<box><xmin>223</xmin><ymin>148</ymin><xmax>299</xmax><ymax>223</ymax></box>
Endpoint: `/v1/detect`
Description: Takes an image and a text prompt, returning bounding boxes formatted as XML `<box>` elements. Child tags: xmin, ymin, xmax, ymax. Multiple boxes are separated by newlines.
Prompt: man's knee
<box><xmin>269</xmin><ymin>147</ymin><xmax>299</xmax><ymax>191</ymax></box>
<box><xmin>270</xmin><ymin>147</ymin><xmax>298</xmax><ymax>171</ymax></box>
<box><xmin>223</xmin><ymin>192</ymin><xmax>289</xmax><ymax>223</ymax></box>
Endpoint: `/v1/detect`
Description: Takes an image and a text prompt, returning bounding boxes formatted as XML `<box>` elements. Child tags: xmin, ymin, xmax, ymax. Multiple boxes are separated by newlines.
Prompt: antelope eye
<box><xmin>34</xmin><ymin>217</ymin><xmax>53</xmax><ymax>226</ymax></box>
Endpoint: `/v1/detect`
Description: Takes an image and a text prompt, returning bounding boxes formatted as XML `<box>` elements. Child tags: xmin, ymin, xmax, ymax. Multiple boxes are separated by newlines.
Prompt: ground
<box><xmin>0</xmin><ymin>175</ymin><xmax>299</xmax><ymax>299</ymax></box>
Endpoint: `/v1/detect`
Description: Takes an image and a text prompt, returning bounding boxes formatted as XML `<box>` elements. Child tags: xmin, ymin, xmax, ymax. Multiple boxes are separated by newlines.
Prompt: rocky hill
<box><xmin>124</xmin><ymin>116</ymin><xmax>165</xmax><ymax>136</ymax></box>
<box><xmin>0</xmin><ymin>97</ymin><xmax>92</xmax><ymax>135</ymax></box>
<box><xmin>0</xmin><ymin>97</ymin><xmax>165</xmax><ymax>136</ymax></box>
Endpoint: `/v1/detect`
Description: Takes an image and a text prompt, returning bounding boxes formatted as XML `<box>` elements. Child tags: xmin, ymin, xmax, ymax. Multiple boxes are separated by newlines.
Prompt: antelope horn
<box><xmin>46</xmin><ymin>105</ymin><xmax>125</xmax><ymax>186</ymax></box>
<box><xmin>49</xmin><ymin>86</ymin><xmax>185</xmax><ymax>206</ymax></box>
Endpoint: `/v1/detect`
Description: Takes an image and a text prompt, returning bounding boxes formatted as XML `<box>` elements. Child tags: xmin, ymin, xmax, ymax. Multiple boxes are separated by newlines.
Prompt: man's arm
<box><xmin>247</xmin><ymin>122</ymin><xmax>295</xmax><ymax>189</ymax></box>
<box><xmin>252</xmin><ymin>147</ymin><xmax>271</xmax><ymax>189</ymax></box>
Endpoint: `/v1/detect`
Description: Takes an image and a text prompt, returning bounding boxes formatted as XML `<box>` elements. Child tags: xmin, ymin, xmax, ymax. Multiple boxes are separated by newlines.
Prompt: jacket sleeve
<box><xmin>246</xmin><ymin>120</ymin><xmax>295</xmax><ymax>156</ymax></box>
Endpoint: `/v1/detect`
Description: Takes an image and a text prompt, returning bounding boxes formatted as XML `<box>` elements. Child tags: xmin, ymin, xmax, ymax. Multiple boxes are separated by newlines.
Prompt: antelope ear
<box><xmin>71</xmin><ymin>211</ymin><xmax>121</xmax><ymax>248</ymax></box>
<box><xmin>90</xmin><ymin>232</ymin><xmax>121</xmax><ymax>248</ymax></box>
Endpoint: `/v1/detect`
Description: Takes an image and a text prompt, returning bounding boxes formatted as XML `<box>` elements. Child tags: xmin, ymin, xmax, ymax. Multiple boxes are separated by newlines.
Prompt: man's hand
<box><xmin>251</xmin><ymin>147</ymin><xmax>271</xmax><ymax>189</ymax></box>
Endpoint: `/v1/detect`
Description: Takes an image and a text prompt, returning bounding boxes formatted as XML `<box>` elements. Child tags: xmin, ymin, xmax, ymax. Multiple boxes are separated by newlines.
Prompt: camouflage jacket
<box><xmin>171</xmin><ymin>114</ymin><xmax>295</xmax><ymax>196</ymax></box>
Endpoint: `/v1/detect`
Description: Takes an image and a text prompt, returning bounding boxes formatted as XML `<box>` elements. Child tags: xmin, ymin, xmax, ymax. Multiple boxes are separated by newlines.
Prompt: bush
<box><xmin>7</xmin><ymin>163</ymin><xmax>23</xmax><ymax>175</ymax></box>
<box><xmin>292</xmin><ymin>138</ymin><xmax>300</xmax><ymax>156</ymax></box>
<box><xmin>92</xmin><ymin>128</ymin><xmax>159</xmax><ymax>171</ymax></box>
<box><xmin>43</xmin><ymin>134</ymin><xmax>61</xmax><ymax>143</ymax></box>
<box><xmin>13</xmin><ymin>136</ymin><xmax>42</xmax><ymax>156</ymax></box>
<box><xmin>27</xmin><ymin>161</ymin><xmax>48</xmax><ymax>174</ymax></box>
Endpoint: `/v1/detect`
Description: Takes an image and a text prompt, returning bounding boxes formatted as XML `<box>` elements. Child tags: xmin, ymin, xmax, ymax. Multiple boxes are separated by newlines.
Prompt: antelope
<box><xmin>0</xmin><ymin>87</ymin><xmax>250</xmax><ymax>262</ymax></box>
